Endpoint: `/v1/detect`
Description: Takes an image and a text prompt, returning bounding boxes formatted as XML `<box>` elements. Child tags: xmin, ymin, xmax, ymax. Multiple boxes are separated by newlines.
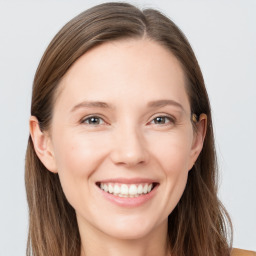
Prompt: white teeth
<box><xmin>114</xmin><ymin>184</ymin><xmax>120</xmax><ymax>194</ymax></box>
<box><xmin>129</xmin><ymin>184</ymin><xmax>137</xmax><ymax>195</ymax></box>
<box><xmin>143</xmin><ymin>184</ymin><xmax>148</xmax><ymax>194</ymax></box>
<box><xmin>103</xmin><ymin>184</ymin><xmax>108</xmax><ymax>192</ymax></box>
<box><xmin>138</xmin><ymin>184</ymin><xmax>143</xmax><ymax>194</ymax></box>
<box><xmin>147</xmin><ymin>184</ymin><xmax>153</xmax><ymax>193</ymax></box>
<box><xmin>121</xmin><ymin>184</ymin><xmax>128</xmax><ymax>195</ymax></box>
<box><xmin>108</xmin><ymin>184</ymin><xmax>114</xmax><ymax>193</ymax></box>
<box><xmin>98</xmin><ymin>182</ymin><xmax>155</xmax><ymax>197</ymax></box>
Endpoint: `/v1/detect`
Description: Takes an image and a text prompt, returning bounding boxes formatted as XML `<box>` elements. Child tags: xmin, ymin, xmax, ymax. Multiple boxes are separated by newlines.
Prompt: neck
<box><xmin>79</xmin><ymin>218</ymin><xmax>170</xmax><ymax>256</ymax></box>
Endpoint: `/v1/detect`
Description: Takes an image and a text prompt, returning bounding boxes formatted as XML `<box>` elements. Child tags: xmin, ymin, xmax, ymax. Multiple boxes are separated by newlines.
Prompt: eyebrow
<box><xmin>71</xmin><ymin>99</ymin><xmax>184</xmax><ymax>112</ymax></box>
<box><xmin>71</xmin><ymin>101</ymin><xmax>114</xmax><ymax>112</ymax></box>
<box><xmin>147</xmin><ymin>99</ymin><xmax>184</xmax><ymax>111</ymax></box>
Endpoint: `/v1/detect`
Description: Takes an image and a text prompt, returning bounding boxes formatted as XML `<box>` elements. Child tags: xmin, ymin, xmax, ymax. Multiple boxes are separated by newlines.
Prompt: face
<box><xmin>34</xmin><ymin>39</ymin><xmax>204</xmax><ymax>240</ymax></box>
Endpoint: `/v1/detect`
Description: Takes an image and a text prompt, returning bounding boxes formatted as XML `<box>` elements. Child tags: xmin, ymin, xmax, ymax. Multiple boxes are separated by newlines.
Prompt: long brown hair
<box><xmin>25</xmin><ymin>2</ymin><xmax>233</xmax><ymax>255</ymax></box>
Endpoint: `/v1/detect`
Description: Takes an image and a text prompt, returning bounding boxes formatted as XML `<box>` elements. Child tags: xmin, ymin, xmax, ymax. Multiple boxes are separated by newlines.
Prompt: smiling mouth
<box><xmin>96</xmin><ymin>182</ymin><xmax>158</xmax><ymax>198</ymax></box>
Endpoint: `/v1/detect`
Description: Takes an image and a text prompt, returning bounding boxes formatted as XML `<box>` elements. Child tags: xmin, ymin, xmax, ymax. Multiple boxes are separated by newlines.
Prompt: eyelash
<box><xmin>81</xmin><ymin>114</ymin><xmax>176</xmax><ymax>127</ymax></box>
<box><xmin>81</xmin><ymin>115</ymin><xmax>106</xmax><ymax>126</ymax></box>
<box><xmin>149</xmin><ymin>115</ymin><xmax>175</xmax><ymax>126</ymax></box>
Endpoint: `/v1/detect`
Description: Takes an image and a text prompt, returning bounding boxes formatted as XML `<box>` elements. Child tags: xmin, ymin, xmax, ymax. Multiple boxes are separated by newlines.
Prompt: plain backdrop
<box><xmin>0</xmin><ymin>0</ymin><xmax>255</xmax><ymax>255</ymax></box>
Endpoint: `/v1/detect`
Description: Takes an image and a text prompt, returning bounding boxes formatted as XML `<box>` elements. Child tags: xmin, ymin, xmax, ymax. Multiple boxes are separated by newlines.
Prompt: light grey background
<box><xmin>0</xmin><ymin>0</ymin><xmax>255</xmax><ymax>255</ymax></box>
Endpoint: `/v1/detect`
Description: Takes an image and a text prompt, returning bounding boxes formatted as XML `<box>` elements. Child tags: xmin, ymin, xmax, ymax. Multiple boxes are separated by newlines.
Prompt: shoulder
<box><xmin>231</xmin><ymin>248</ymin><xmax>256</xmax><ymax>256</ymax></box>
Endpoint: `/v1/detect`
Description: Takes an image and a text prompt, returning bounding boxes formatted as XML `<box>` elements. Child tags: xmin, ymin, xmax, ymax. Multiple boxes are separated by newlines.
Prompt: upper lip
<box><xmin>96</xmin><ymin>178</ymin><xmax>159</xmax><ymax>184</ymax></box>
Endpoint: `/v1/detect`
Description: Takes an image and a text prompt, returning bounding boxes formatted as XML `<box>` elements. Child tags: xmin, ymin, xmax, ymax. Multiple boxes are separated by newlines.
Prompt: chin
<box><xmin>98</xmin><ymin>215</ymin><xmax>164</xmax><ymax>241</ymax></box>
<box><xmin>104</xmin><ymin>226</ymin><xmax>153</xmax><ymax>240</ymax></box>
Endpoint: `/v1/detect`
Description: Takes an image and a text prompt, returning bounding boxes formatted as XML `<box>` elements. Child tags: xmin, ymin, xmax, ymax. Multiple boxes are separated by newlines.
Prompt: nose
<box><xmin>110</xmin><ymin>126</ymin><xmax>149</xmax><ymax>167</ymax></box>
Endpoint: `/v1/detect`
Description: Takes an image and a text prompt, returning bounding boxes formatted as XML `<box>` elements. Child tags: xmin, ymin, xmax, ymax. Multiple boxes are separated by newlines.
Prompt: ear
<box><xmin>29</xmin><ymin>116</ymin><xmax>58</xmax><ymax>173</ymax></box>
<box><xmin>188</xmin><ymin>114</ymin><xmax>207</xmax><ymax>170</ymax></box>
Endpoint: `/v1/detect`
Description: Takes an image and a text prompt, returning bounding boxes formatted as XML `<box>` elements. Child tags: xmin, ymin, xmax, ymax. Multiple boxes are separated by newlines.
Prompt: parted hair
<box><xmin>25</xmin><ymin>2</ymin><xmax>232</xmax><ymax>255</ymax></box>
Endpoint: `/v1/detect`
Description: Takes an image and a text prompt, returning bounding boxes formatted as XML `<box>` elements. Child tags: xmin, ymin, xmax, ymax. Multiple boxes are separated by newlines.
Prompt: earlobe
<box><xmin>29</xmin><ymin>116</ymin><xmax>58</xmax><ymax>173</ymax></box>
<box><xmin>189</xmin><ymin>114</ymin><xmax>207</xmax><ymax>170</ymax></box>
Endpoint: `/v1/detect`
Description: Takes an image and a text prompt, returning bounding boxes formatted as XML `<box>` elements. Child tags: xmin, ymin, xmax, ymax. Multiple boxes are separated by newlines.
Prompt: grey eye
<box><xmin>83</xmin><ymin>116</ymin><xmax>104</xmax><ymax>125</ymax></box>
<box><xmin>151</xmin><ymin>116</ymin><xmax>172</xmax><ymax>125</ymax></box>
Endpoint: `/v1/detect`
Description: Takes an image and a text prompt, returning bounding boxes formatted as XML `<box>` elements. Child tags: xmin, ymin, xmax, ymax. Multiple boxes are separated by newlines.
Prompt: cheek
<box><xmin>160</xmin><ymin>142</ymin><xmax>191</xmax><ymax>187</ymax></box>
<box><xmin>54</xmin><ymin>131</ymin><xmax>109</xmax><ymax>172</ymax></box>
<box><xmin>52</xmin><ymin>132</ymin><xmax>108</xmax><ymax>204</ymax></box>
<box><xmin>148</xmin><ymin>131</ymin><xmax>192</xmax><ymax>212</ymax></box>
<box><xmin>149</xmin><ymin>130</ymin><xmax>193</xmax><ymax>173</ymax></box>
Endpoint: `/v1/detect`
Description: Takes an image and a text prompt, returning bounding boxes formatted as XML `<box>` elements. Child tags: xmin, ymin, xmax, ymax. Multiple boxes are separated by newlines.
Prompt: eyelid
<box><xmin>80</xmin><ymin>113</ymin><xmax>176</xmax><ymax>126</ymax></box>
<box><xmin>148</xmin><ymin>113</ymin><xmax>176</xmax><ymax>125</ymax></box>
<box><xmin>80</xmin><ymin>114</ymin><xmax>108</xmax><ymax>125</ymax></box>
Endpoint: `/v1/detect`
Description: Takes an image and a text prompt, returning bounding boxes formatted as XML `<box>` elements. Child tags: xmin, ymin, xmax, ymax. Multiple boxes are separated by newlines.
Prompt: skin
<box><xmin>30</xmin><ymin>38</ymin><xmax>207</xmax><ymax>256</ymax></box>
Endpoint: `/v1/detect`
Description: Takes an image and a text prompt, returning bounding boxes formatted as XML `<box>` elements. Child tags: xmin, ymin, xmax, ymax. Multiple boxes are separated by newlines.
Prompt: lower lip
<box><xmin>96</xmin><ymin>184</ymin><xmax>159</xmax><ymax>208</ymax></box>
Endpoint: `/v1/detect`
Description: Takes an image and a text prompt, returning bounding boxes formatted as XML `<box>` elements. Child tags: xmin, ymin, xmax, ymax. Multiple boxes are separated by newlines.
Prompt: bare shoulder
<box><xmin>231</xmin><ymin>248</ymin><xmax>256</xmax><ymax>256</ymax></box>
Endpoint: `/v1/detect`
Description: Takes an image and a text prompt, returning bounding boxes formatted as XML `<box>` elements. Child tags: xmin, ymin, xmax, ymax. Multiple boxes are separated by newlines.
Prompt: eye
<box><xmin>81</xmin><ymin>116</ymin><xmax>105</xmax><ymax>125</ymax></box>
<box><xmin>149</xmin><ymin>115</ymin><xmax>175</xmax><ymax>126</ymax></box>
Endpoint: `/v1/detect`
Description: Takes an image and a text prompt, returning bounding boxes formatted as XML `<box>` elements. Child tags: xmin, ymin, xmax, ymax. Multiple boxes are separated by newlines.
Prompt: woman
<box><xmin>25</xmin><ymin>2</ymin><xmax>255</xmax><ymax>256</ymax></box>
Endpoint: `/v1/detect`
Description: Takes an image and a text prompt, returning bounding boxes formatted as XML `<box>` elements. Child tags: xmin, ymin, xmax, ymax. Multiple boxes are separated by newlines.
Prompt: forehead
<box><xmin>56</xmin><ymin>38</ymin><xmax>190</xmax><ymax>113</ymax></box>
